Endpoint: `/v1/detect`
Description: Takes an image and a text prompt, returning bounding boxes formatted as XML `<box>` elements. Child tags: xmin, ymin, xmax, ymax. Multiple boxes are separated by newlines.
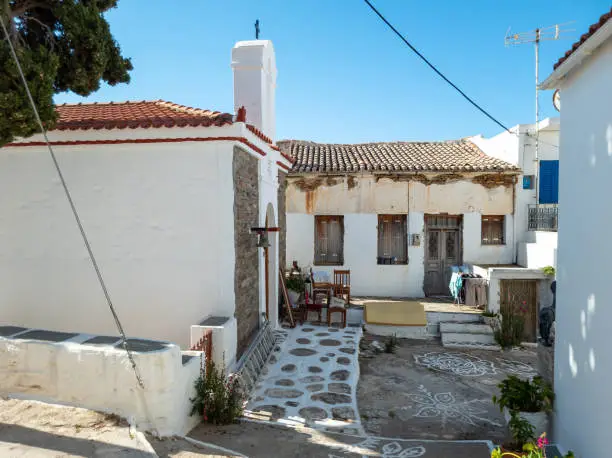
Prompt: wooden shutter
<box><xmin>481</xmin><ymin>216</ymin><xmax>505</xmax><ymax>245</ymax></box>
<box><xmin>314</xmin><ymin>216</ymin><xmax>344</xmax><ymax>265</ymax></box>
<box><xmin>378</xmin><ymin>215</ymin><xmax>407</xmax><ymax>264</ymax></box>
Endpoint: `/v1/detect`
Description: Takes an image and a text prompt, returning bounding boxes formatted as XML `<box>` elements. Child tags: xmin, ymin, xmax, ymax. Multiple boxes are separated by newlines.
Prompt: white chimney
<box><xmin>232</xmin><ymin>40</ymin><xmax>277</xmax><ymax>141</ymax></box>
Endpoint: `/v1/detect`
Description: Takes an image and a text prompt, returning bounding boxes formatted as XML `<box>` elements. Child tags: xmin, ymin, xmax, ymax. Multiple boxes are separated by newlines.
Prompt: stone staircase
<box><xmin>438</xmin><ymin>317</ymin><xmax>500</xmax><ymax>351</ymax></box>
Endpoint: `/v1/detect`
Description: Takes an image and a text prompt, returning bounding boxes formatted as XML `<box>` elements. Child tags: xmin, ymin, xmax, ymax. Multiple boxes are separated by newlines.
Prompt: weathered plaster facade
<box><xmin>277</xmin><ymin>170</ymin><xmax>287</xmax><ymax>270</ymax></box>
<box><xmin>286</xmin><ymin>173</ymin><xmax>516</xmax><ymax>297</ymax></box>
<box><xmin>233</xmin><ymin>146</ymin><xmax>260</xmax><ymax>358</ymax></box>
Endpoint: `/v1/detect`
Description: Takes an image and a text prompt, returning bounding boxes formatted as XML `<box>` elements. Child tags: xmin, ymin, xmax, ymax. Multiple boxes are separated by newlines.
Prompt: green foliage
<box><xmin>541</xmin><ymin>266</ymin><xmax>556</xmax><ymax>277</ymax></box>
<box><xmin>509</xmin><ymin>411</ymin><xmax>536</xmax><ymax>447</ymax></box>
<box><xmin>0</xmin><ymin>1</ymin><xmax>132</xmax><ymax>145</ymax></box>
<box><xmin>190</xmin><ymin>359</ymin><xmax>245</xmax><ymax>425</ymax></box>
<box><xmin>492</xmin><ymin>375</ymin><xmax>554</xmax><ymax>413</ymax></box>
<box><xmin>481</xmin><ymin>310</ymin><xmax>498</xmax><ymax>318</ymax></box>
<box><xmin>285</xmin><ymin>274</ymin><xmax>306</xmax><ymax>293</ymax></box>
<box><xmin>384</xmin><ymin>334</ymin><xmax>399</xmax><ymax>354</ymax></box>
<box><xmin>493</xmin><ymin>310</ymin><xmax>525</xmax><ymax>349</ymax></box>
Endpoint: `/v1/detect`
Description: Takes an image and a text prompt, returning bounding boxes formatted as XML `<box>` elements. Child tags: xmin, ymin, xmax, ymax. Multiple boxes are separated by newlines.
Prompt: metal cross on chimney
<box><xmin>255</xmin><ymin>19</ymin><xmax>260</xmax><ymax>40</ymax></box>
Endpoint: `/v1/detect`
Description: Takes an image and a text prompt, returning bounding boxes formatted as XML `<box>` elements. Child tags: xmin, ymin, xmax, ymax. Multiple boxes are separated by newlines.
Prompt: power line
<box><xmin>0</xmin><ymin>15</ymin><xmax>145</xmax><ymax>390</ymax></box>
<box><xmin>363</xmin><ymin>0</ymin><xmax>560</xmax><ymax>151</ymax></box>
<box><xmin>363</xmin><ymin>0</ymin><xmax>512</xmax><ymax>133</ymax></box>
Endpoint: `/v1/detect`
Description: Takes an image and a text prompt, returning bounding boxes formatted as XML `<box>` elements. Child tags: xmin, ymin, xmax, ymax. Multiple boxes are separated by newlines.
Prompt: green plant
<box><xmin>541</xmin><ymin>266</ymin><xmax>556</xmax><ymax>277</ymax></box>
<box><xmin>482</xmin><ymin>310</ymin><xmax>498</xmax><ymax>318</ymax></box>
<box><xmin>509</xmin><ymin>411</ymin><xmax>536</xmax><ymax>447</ymax></box>
<box><xmin>285</xmin><ymin>274</ymin><xmax>306</xmax><ymax>293</ymax></box>
<box><xmin>190</xmin><ymin>358</ymin><xmax>245</xmax><ymax>425</ymax></box>
<box><xmin>493</xmin><ymin>310</ymin><xmax>525</xmax><ymax>349</ymax></box>
<box><xmin>493</xmin><ymin>375</ymin><xmax>554</xmax><ymax>413</ymax></box>
<box><xmin>384</xmin><ymin>334</ymin><xmax>399</xmax><ymax>353</ymax></box>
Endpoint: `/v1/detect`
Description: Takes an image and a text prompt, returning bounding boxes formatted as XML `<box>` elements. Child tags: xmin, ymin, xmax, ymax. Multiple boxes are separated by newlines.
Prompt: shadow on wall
<box><xmin>554</xmin><ymin>121</ymin><xmax>612</xmax><ymax>456</ymax></box>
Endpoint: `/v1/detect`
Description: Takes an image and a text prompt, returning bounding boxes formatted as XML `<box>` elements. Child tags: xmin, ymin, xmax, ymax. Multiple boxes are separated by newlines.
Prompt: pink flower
<box><xmin>537</xmin><ymin>433</ymin><xmax>549</xmax><ymax>449</ymax></box>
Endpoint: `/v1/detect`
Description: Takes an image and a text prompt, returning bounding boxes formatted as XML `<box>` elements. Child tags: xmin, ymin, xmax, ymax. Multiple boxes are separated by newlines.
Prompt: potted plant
<box><xmin>481</xmin><ymin>310</ymin><xmax>499</xmax><ymax>327</ymax></box>
<box><xmin>492</xmin><ymin>375</ymin><xmax>554</xmax><ymax>438</ymax></box>
<box><xmin>491</xmin><ymin>431</ymin><xmax>574</xmax><ymax>457</ymax></box>
<box><xmin>285</xmin><ymin>271</ymin><xmax>306</xmax><ymax>304</ymax></box>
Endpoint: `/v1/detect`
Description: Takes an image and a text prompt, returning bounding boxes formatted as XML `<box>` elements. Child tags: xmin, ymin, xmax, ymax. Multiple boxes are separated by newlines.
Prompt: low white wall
<box><xmin>0</xmin><ymin>330</ymin><xmax>201</xmax><ymax>436</ymax></box>
<box><xmin>190</xmin><ymin>317</ymin><xmax>238</xmax><ymax>371</ymax></box>
<box><xmin>518</xmin><ymin>232</ymin><xmax>558</xmax><ymax>269</ymax></box>
<box><xmin>475</xmin><ymin>266</ymin><xmax>550</xmax><ymax>315</ymax></box>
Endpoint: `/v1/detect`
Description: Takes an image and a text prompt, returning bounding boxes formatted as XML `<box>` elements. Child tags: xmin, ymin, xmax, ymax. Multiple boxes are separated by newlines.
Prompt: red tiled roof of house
<box><xmin>54</xmin><ymin>100</ymin><xmax>234</xmax><ymax>131</ymax></box>
<box><xmin>277</xmin><ymin>140</ymin><xmax>519</xmax><ymax>174</ymax></box>
<box><xmin>554</xmin><ymin>7</ymin><xmax>612</xmax><ymax>70</ymax></box>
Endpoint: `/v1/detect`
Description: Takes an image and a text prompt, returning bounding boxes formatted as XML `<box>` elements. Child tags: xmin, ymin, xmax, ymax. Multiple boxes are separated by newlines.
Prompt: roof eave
<box><xmin>541</xmin><ymin>19</ymin><xmax>612</xmax><ymax>89</ymax></box>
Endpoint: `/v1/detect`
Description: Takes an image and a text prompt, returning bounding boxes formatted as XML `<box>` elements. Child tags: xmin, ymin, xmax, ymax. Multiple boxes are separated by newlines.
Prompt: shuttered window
<box><xmin>314</xmin><ymin>216</ymin><xmax>344</xmax><ymax>265</ymax></box>
<box><xmin>377</xmin><ymin>215</ymin><xmax>408</xmax><ymax>264</ymax></box>
<box><xmin>481</xmin><ymin>215</ymin><xmax>505</xmax><ymax>245</ymax></box>
<box><xmin>539</xmin><ymin>160</ymin><xmax>559</xmax><ymax>204</ymax></box>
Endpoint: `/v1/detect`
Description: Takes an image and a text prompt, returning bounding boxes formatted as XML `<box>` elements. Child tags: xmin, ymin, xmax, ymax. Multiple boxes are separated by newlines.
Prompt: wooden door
<box><xmin>499</xmin><ymin>279</ymin><xmax>538</xmax><ymax>342</ymax></box>
<box><xmin>424</xmin><ymin>216</ymin><xmax>462</xmax><ymax>296</ymax></box>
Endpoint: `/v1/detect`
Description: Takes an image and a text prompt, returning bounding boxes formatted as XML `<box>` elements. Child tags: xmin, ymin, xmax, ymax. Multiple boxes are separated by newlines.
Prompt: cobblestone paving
<box><xmin>244</xmin><ymin>324</ymin><xmax>363</xmax><ymax>433</ymax></box>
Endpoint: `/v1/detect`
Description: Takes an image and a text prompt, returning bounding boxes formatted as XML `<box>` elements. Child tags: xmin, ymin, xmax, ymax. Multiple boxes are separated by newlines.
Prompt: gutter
<box><xmin>541</xmin><ymin>18</ymin><xmax>612</xmax><ymax>89</ymax></box>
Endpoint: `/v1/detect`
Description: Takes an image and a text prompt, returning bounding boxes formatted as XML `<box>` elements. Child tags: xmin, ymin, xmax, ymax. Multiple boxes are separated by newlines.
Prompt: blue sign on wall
<box><xmin>523</xmin><ymin>175</ymin><xmax>533</xmax><ymax>190</ymax></box>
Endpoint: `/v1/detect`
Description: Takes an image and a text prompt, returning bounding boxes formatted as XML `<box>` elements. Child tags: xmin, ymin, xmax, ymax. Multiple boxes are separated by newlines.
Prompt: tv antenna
<box><xmin>505</xmin><ymin>23</ymin><xmax>574</xmax><ymax>203</ymax></box>
<box><xmin>255</xmin><ymin>19</ymin><xmax>260</xmax><ymax>40</ymax></box>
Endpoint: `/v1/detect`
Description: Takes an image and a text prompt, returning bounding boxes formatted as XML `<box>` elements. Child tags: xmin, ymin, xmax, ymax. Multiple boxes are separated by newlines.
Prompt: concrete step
<box><xmin>441</xmin><ymin>331</ymin><xmax>496</xmax><ymax>346</ymax></box>
<box><xmin>439</xmin><ymin>322</ymin><xmax>493</xmax><ymax>335</ymax></box>
<box><xmin>426</xmin><ymin>311</ymin><xmax>483</xmax><ymax>325</ymax></box>
<box><xmin>442</xmin><ymin>341</ymin><xmax>501</xmax><ymax>351</ymax></box>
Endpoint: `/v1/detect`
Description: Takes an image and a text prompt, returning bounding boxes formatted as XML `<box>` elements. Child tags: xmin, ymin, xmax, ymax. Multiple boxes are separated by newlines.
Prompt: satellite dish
<box><xmin>553</xmin><ymin>90</ymin><xmax>561</xmax><ymax>112</ymax></box>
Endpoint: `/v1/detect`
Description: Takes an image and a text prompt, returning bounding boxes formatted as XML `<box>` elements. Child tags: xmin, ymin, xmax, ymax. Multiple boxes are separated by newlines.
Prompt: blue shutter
<box><xmin>539</xmin><ymin>160</ymin><xmax>559</xmax><ymax>204</ymax></box>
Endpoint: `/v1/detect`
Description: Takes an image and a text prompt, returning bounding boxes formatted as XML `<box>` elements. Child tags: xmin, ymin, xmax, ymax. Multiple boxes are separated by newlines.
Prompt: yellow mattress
<box><xmin>364</xmin><ymin>301</ymin><xmax>427</xmax><ymax>326</ymax></box>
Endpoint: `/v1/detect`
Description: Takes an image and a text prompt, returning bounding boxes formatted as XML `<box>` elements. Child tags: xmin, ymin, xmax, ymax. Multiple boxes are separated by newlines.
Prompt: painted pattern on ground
<box><xmin>244</xmin><ymin>324</ymin><xmax>363</xmax><ymax>432</ymax></box>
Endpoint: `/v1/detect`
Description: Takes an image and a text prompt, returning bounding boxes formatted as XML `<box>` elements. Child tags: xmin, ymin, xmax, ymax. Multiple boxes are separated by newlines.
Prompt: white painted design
<box><xmin>413</xmin><ymin>352</ymin><xmax>497</xmax><ymax>376</ymax></box>
<box><xmin>328</xmin><ymin>436</ymin><xmax>426</xmax><ymax>458</ymax></box>
<box><xmin>496</xmin><ymin>358</ymin><xmax>538</xmax><ymax>377</ymax></box>
<box><xmin>405</xmin><ymin>385</ymin><xmax>502</xmax><ymax>427</ymax></box>
<box><xmin>244</xmin><ymin>325</ymin><xmax>363</xmax><ymax>432</ymax></box>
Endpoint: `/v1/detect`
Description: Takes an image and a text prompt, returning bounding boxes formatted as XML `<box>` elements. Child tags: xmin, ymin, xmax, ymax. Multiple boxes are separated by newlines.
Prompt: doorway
<box><xmin>424</xmin><ymin>215</ymin><xmax>462</xmax><ymax>296</ymax></box>
<box><xmin>499</xmin><ymin>279</ymin><xmax>538</xmax><ymax>342</ymax></box>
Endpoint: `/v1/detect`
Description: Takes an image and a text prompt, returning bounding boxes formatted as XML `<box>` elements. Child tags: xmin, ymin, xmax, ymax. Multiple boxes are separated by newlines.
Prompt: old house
<box><xmin>0</xmin><ymin>40</ymin><xmax>291</xmax><ymax>368</ymax></box>
<box><xmin>278</xmin><ymin>139</ymin><xmax>520</xmax><ymax>298</ymax></box>
<box><xmin>540</xmin><ymin>7</ymin><xmax>612</xmax><ymax>457</ymax></box>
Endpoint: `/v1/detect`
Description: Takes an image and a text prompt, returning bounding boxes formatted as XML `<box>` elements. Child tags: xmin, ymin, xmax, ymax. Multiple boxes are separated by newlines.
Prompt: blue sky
<box><xmin>55</xmin><ymin>1</ymin><xmax>609</xmax><ymax>142</ymax></box>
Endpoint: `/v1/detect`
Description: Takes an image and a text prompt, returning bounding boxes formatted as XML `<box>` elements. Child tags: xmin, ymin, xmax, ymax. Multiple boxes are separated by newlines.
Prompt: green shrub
<box><xmin>508</xmin><ymin>411</ymin><xmax>536</xmax><ymax>447</ymax></box>
<box><xmin>190</xmin><ymin>358</ymin><xmax>245</xmax><ymax>425</ymax></box>
<box><xmin>492</xmin><ymin>375</ymin><xmax>554</xmax><ymax>413</ymax></box>
<box><xmin>481</xmin><ymin>310</ymin><xmax>498</xmax><ymax>318</ymax></box>
<box><xmin>493</xmin><ymin>311</ymin><xmax>525</xmax><ymax>349</ymax></box>
<box><xmin>541</xmin><ymin>266</ymin><xmax>555</xmax><ymax>277</ymax></box>
<box><xmin>285</xmin><ymin>274</ymin><xmax>306</xmax><ymax>293</ymax></box>
<box><xmin>384</xmin><ymin>334</ymin><xmax>399</xmax><ymax>354</ymax></box>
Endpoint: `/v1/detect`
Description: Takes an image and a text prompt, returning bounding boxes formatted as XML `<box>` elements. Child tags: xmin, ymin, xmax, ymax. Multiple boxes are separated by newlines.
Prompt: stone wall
<box><xmin>233</xmin><ymin>147</ymin><xmax>260</xmax><ymax>358</ymax></box>
<box><xmin>277</xmin><ymin>170</ymin><xmax>287</xmax><ymax>271</ymax></box>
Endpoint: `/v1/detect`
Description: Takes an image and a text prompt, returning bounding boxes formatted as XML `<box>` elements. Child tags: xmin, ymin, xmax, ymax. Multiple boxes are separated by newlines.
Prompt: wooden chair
<box><xmin>333</xmin><ymin>269</ymin><xmax>351</xmax><ymax>306</ymax></box>
<box><xmin>327</xmin><ymin>295</ymin><xmax>347</xmax><ymax>328</ymax></box>
<box><xmin>304</xmin><ymin>290</ymin><xmax>326</xmax><ymax>324</ymax></box>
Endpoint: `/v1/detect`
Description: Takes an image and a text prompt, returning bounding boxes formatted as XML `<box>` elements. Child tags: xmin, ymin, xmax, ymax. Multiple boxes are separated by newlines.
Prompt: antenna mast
<box><xmin>505</xmin><ymin>23</ymin><xmax>573</xmax><ymax>204</ymax></box>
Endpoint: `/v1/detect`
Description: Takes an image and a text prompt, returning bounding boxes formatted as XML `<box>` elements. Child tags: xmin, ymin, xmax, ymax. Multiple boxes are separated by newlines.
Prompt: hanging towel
<box><xmin>449</xmin><ymin>272</ymin><xmax>462</xmax><ymax>300</ymax></box>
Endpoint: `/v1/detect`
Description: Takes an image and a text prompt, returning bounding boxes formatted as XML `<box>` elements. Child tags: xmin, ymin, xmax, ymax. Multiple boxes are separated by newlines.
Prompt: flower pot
<box><xmin>503</xmin><ymin>407</ymin><xmax>548</xmax><ymax>437</ymax></box>
<box><xmin>287</xmin><ymin>289</ymin><xmax>301</xmax><ymax>305</ymax></box>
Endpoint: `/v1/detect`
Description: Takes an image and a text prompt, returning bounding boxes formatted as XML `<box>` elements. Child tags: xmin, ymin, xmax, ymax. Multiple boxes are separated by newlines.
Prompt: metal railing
<box><xmin>190</xmin><ymin>329</ymin><xmax>213</xmax><ymax>363</ymax></box>
<box><xmin>528</xmin><ymin>204</ymin><xmax>558</xmax><ymax>232</ymax></box>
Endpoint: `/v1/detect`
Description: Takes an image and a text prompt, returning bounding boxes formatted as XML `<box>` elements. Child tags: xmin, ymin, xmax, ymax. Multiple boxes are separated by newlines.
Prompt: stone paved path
<box><xmin>244</xmin><ymin>324</ymin><xmax>363</xmax><ymax>433</ymax></box>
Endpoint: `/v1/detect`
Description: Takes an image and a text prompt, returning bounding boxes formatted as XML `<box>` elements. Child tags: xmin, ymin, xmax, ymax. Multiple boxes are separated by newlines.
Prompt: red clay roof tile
<box><xmin>277</xmin><ymin>140</ymin><xmax>519</xmax><ymax>174</ymax></box>
<box><xmin>54</xmin><ymin>100</ymin><xmax>233</xmax><ymax>131</ymax></box>
<box><xmin>553</xmin><ymin>7</ymin><xmax>612</xmax><ymax>70</ymax></box>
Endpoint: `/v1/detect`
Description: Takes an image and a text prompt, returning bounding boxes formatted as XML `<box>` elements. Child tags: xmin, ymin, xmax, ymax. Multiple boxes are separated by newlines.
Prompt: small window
<box><xmin>377</xmin><ymin>215</ymin><xmax>408</xmax><ymax>264</ymax></box>
<box><xmin>482</xmin><ymin>215</ymin><xmax>505</xmax><ymax>245</ymax></box>
<box><xmin>314</xmin><ymin>216</ymin><xmax>344</xmax><ymax>265</ymax></box>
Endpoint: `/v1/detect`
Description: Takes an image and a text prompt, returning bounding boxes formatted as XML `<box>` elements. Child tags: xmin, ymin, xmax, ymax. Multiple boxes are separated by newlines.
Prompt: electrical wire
<box><xmin>1</xmin><ymin>15</ymin><xmax>145</xmax><ymax>390</ymax></box>
<box><xmin>362</xmin><ymin>0</ymin><xmax>560</xmax><ymax>150</ymax></box>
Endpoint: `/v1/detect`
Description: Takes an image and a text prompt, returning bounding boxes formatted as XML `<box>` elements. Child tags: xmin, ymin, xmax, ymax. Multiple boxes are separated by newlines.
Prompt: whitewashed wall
<box><xmin>0</xmin><ymin>331</ymin><xmax>201</xmax><ymax>436</ymax></box>
<box><xmin>473</xmin><ymin>121</ymin><xmax>559</xmax><ymax>268</ymax></box>
<box><xmin>286</xmin><ymin>175</ymin><xmax>514</xmax><ymax>297</ymax></box>
<box><xmin>0</xmin><ymin>140</ymin><xmax>236</xmax><ymax>349</ymax></box>
<box><xmin>550</xmin><ymin>36</ymin><xmax>612</xmax><ymax>458</ymax></box>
